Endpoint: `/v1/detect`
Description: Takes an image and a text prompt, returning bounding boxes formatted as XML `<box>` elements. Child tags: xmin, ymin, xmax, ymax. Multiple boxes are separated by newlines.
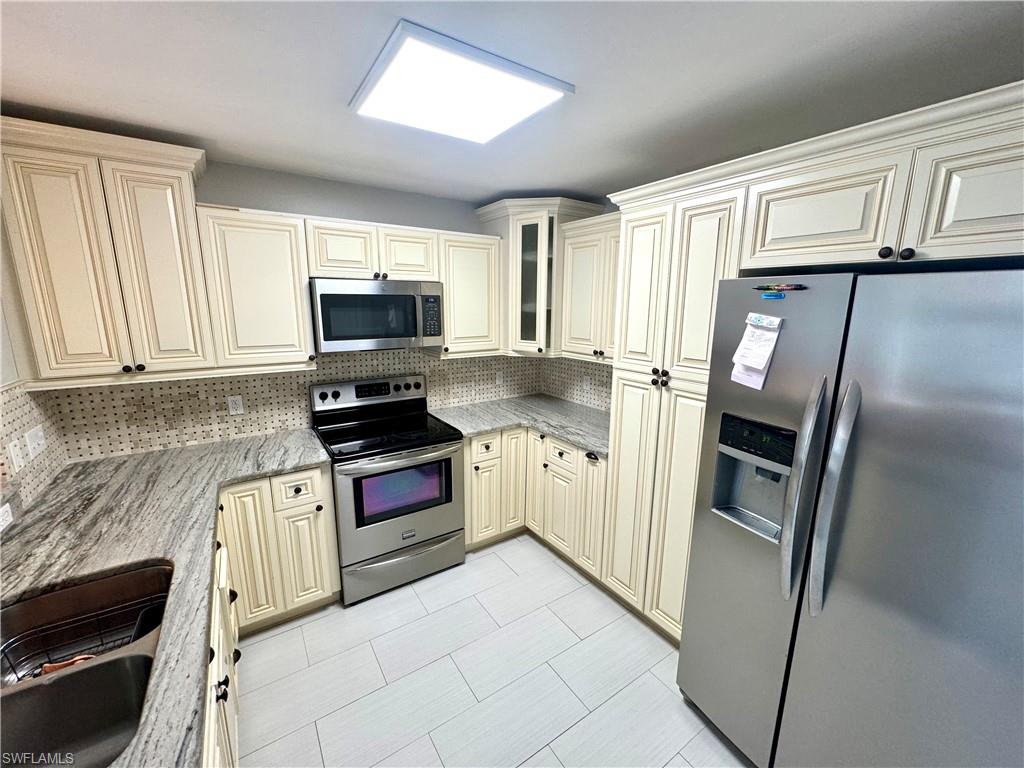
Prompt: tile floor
<box><xmin>237</xmin><ymin>534</ymin><xmax>749</xmax><ymax>768</ymax></box>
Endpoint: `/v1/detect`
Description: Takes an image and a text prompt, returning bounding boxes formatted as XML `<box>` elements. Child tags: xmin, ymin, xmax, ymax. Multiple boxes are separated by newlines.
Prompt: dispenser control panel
<box><xmin>719</xmin><ymin>413</ymin><xmax>796</xmax><ymax>467</ymax></box>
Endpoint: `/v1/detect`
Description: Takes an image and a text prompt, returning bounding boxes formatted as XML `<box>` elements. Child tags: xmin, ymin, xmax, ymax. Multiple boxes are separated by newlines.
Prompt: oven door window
<box><xmin>320</xmin><ymin>294</ymin><xmax>418</xmax><ymax>340</ymax></box>
<box><xmin>353</xmin><ymin>458</ymin><xmax>452</xmax><ymax>527</ymax></box>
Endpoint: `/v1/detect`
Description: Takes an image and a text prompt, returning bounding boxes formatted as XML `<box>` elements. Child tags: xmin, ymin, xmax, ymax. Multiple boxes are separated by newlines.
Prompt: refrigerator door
<box><xmin>677</xmin><ymin>274</ymin><xmax>854</xmax><ymax>768</ymax></box>
<box><xmin>777</xmin><ymin>270</ymin><xmax>1024</xmax><ymax>767</ymax></box>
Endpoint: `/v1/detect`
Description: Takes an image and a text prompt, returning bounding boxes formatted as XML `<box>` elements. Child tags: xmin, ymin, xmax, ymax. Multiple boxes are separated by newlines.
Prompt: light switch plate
<box><xmin>7</xmin><ymin>440</ymin><xmax>24</xmax><ymax>473</ymax></box>
<box><xmin>0</xmin><ymin>503</ymin><xmax>12</xmax><ymax>533</ymax></box>
<box><xmin>25</xmin><ymin>425</ymin><xmax>45</xmax><ymax>459</ymax></box>
<box><xmin>495</xmin><ymin>372</ymin><xmax>504</xmax><ymax>386</ymax></box>
<box><xmin>227</xmin><ymin>396</ymin><xmax>245</xmax><ymax>416</ymax></box>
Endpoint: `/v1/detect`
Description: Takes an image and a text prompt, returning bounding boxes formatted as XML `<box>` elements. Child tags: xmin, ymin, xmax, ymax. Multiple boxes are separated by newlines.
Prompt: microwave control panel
<box><xmin>422</xmin><ymin>295</ymin><xmax>442</xmax><ymax>337</ymax></box>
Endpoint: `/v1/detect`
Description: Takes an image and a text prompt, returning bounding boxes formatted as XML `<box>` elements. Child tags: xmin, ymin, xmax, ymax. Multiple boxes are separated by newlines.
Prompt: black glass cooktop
<box><xmin>314</xmin><ymin>413</ymin><xmax>462</xmax><ymax>462</ymax></box>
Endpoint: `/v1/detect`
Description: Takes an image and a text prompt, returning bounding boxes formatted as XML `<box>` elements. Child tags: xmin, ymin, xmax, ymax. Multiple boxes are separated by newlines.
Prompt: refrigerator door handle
<box><xmin>807</xmin><ymin>379</ymin><xmax>862</xmax><ymax>617</ymax></box>
<box><xmin>780</xmin><ymin>375</ymin><xmax>828</xmax><ymax>600</ymax></box>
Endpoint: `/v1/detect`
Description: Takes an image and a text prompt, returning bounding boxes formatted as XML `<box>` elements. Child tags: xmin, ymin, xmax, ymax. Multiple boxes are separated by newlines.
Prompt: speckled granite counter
<box><xmin>0</xmin><ymin>429</ymin><xmax>329</xmax><ymax>768</ymax></box>
<box><xmin>432</xmin><ymin>395</ymin><xmax>611</xmax><ymax>456</ymax></box>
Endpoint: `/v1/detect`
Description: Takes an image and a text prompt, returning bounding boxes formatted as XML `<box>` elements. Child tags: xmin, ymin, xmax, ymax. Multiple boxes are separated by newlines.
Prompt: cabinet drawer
<box><xmin>470</xmin><ymin>433</ymin><xmax>502</xmax><ymax>462</ymax></box>
<box><xmin>546</xmin><ymin>438</ymin><xmax>578</xmax><ymax>474</ymax></box>
<box><xmin>270</xmin><ymin>467</ymin><xmax>326</xmax><ymax>510</ymax></box>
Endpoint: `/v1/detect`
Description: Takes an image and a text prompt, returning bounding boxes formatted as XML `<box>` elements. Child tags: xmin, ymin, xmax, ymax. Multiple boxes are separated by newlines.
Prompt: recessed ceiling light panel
<box><xmin>351</xmin><ymin>20</ymin><xmax>574</xmax><ymax>143</ymax></box>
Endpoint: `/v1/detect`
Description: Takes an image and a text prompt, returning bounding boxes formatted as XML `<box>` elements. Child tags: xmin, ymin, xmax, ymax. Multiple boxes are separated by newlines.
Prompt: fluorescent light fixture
<box><xmin>351</xmin><ymin>20</ymin><xmax>574</xmax><ymax>143</ymax></box>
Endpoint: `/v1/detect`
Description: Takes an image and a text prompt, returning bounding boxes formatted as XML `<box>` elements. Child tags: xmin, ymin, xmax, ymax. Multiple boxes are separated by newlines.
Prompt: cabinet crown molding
<box><xmin>608</xmin><ymin>80</ymin><xmax>1024</xmax><ymax>209</ymax></box>
<box><xmin>475</xmin><ymin>197</ymin><xmax>605</xmax><ymax>222</ymax></box>
<box><xmin>1</xmin><ymin>116</ymin><xmax>206</xmax><ymax>175</ymax></box>
<box><xmin>561</xmin><ymin>211</ymin><xmax>621</xmax><ymax>236</ymax></box>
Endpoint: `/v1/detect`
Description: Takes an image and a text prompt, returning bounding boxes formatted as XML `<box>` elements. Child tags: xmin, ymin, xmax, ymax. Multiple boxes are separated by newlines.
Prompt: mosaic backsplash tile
<box><xmin>0</xmin><ymin>383</ymin><xmax>68</xmax><ymax>507</ymax></box>
<box><xmin>540</xmin><ymin>356</ymin><xmax>613</xmax><ymax>411</ymax></box>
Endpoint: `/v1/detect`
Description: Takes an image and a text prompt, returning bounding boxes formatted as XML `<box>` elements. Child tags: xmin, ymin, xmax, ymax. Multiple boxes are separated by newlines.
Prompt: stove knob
<box><xmin>318</xmin><ymin>392</ymin><xmax>328</xmax><ymax>402</ymax></box>
<box><xmin>403</xmin><ymin>383</ymin><xmax>412</xmax><ymax>391</ymax></box>
<box><xmin>413</xmin><ymin>381</ymin><xmax>422</xmax><ymax>390</ymax></box>
<box><xmin>331</xmin><ymin>390</ymin><xmax>340</xmax><ymax>400</ymax></box>
<box><xmin>393</xmin><ymin>384</ymin><xmax>402</xmax><ymax>392</ymax></box>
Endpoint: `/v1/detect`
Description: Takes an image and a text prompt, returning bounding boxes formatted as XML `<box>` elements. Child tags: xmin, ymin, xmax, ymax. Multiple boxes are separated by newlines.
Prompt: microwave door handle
<box><xmin>335</xmin><ymin>443</ymin><xmax>462</xmax><ymax>476</ymax></box>
<box><xmin>807</xmin><ymin>380</ymin><xmax>862</xmax><ymax>617</ymax></box>
<box><xmin>780</xmin><ymin>376</ymin><xmax>827</xmax><ymax>600</ymax></box>
<box><xmin>414</xmin><ymin>292</ymin><xmax>423</xmax><ymax>342</ymax></box>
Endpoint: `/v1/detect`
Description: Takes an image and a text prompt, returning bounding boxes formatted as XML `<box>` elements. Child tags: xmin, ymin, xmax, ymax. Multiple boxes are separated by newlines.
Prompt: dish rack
<box><xmin>0</xmin><ymin>594</ymin><xmax>166</xmax><ymax>688</ymax></box>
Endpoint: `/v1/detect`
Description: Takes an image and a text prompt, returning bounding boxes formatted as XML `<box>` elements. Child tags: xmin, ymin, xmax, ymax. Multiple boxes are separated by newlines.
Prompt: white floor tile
<box><xmin>372</xmin><ymin>597</ymin><xmax>497</xmax><ymax>682</ymax></box>
<box><xmin>452</xmin><ymin>606</ymin><xmax>578</xmax><ymax>699</ymax></box>
<box><xmin>551</xmin><ymin>673</ymin><xmax>704</xmax><ymax>767</ymax></box>
<box><xmin>519</xmin><ymin>745</ymin><xmax>563</xmax><ymax>767</ymax></box>
<box><xmin>412</xmin><ymin>553</ymin><xmax>516</xmax><ymax>612</ymax></box>
<box><xmin>475</xmin><ymin>561</ymin><xmax>582</xmax><ymax>625</ymax></box>
<box><xmin>301</xmin><ymin>586</ymin><xmax>426</xmax><ymax>665</ymax></box>
<box><xmin>238</xmin><ymin>642</ymin><xmax>384</xmax><ymax>756</ymax></box>
<box><xmin>238</xmin><ymin>627</ymin><xmax>309</xmax><ymax>694</ymax></box>
<box><xmin>649</xmin><ymin>650</ymin><xmax>680</xmax><ymax>693</ymax></box>
<box><xmin>548</xmin><ymin>584</ymin><xmax>627</xmax><ymax>639</ymax></box>
<box><xmin>239</xmin><ymin>724</ymin><xmax>324</xmax><ymax>768</ymax></box>
<box><xmin>316</xmin><ymin>657</ymin><xmax>475</xmax><ymax>767</ymax></box>
<box><xmin>240</xmin><ymin>601</ymin><xmax>342</xmax><ymax>647</ymax></box>
<box><xmin>664</xmin><ymin>751</ymin><xmax>693</xmax><ymax>767</ymax></box>
<box><xmin>550</xmin><ymin>613</ymin><xmax>674</xmax><ymax>709</ymax></box>
<box><xmin>374</xmin><ymin>735</ymin><xmax>443</xmax><ymax>767</ymax></box>
<box><xmin>681</xmin><ymin>726</ymin><xmax>749</xmax><ymax>768</ymax></box>
<box><xmin>495</xmin><ymin>536</ymin><xmax>565</xmax><ymax>575</ymax></box>
<box><xmin>430</xmin><ymin>665</ymin><xmax>588</xmax><ymax>767</ymax></box>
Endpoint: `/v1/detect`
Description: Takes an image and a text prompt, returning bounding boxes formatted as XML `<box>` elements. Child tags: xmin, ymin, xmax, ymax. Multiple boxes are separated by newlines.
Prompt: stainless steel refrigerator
<box><xmin>676</xmin><ymin>270</ymin><xmax>1023</xmax><ymax>768</ymax></box>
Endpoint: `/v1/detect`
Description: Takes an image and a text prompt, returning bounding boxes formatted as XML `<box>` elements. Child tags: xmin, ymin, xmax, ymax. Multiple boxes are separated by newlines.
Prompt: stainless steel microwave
<box><xmin>310</xmin><ymin>278</ymin><xmax>444</xmax><ymax>353</ymax></box>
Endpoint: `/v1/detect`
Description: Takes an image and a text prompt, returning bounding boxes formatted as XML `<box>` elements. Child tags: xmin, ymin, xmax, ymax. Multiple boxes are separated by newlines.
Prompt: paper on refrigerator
<box><xmin>731</xmin><ymin>312</ymin><xmax>782</xmax><ymax>390</ymax></box>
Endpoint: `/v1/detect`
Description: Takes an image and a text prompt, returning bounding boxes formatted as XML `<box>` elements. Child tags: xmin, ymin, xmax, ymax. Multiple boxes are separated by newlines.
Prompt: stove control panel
<box><xmin>310</xmin><ymin>375</ymin><xmax>426</xmax><ymax>412</ymax></box>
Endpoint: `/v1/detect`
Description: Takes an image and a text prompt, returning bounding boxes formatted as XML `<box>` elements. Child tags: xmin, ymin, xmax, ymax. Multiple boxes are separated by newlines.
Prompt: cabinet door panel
<box><xmin>664</xmin><ymin>189</ymin><xmax>744</xmax><ymax>382</ymax></box>
<box><xmin>561</xmin><ymin>234</ymin><xmax>603</xmax><ymax>358</ymax></box>
<box><xmin>525</xmin><ymin>430</ymin><xmax>545</xmax><ymax>535</ymax></box>
<box><xmin>602</xmin><ymin>370</ymin><xmax>662</xmax><ymax>608</ymax></box>
<box><xmin>220</xmin><ymin>480</ymin><xmax>285</xmax><ymax>628</ymax></box>
<box><xmin>379</xmin><ymin>227</ymin><xmax>439</xmax><ymax>280</ymax></box>
<box><xmin>576</xmin><ymin>453</ymin><xmax>606</xmax><ymax>578</ymax></box>
<box><xmin>198</xmin><ymin>207</ymin><xmax>313</xmax><ymax>366</ymax></box>
<box><xmin>543</xmin><ymin>463</ymin><xmax>577</xmax><ymax>558</ymax></box>
<box><xmin>1</xmin><ymin>147</ymin><xmax>134</xmax><ymax>377</ymax></box>
<box><xmin>613</xmin><ymin>207</ymin><xmax>673</xmax><ymax>373</ymax></box>
<box><xmin>440</xmin><ymin>236</ymin><xmax>500</xmax><ymax>354</ymax></box>
<box><xmin>275</xmin><ymin>502</ymin><xmax>335</xmax><ymax>609</ymax></box>
<box><xmin>740</xmin><ymin>149</ymin><xmax>914</xmax><ymax>268</ymax></box>
<box><xmin>901</xmin><ymin>128</ymin><xmax>1024</xmax><ymax>260</ymax></box>
<box><xmin>501</xmin><ymin>428</ymin><xmax>528</xmax><ymax>532</ymax></box>
<box><xmin>644</xmin><ymin>388</ymin><xmax>705</xmax><ymax>639</ymax></box>
<box><xmin>101</xmin><ymin>160</ymin><xmax>215</xmax><ymax>372</ymax></box>
<box><xmin>601</xmin><ymin>233</ymin><xmax>620</xmax><ymax>361</ymax></box>
<box><xmin>510</xmin><ymin>212</ymin><xmax>550</xmax><ymax>353</ymax></box>
<box><xmin>305</xmin><ymin>218</ymin><xmax>378</xmax><ymax>278</ymax></box>
<box><xmin>469</xmin><ymin>457</ymin><xmax>502</xmax><ymax>543</ymax></box>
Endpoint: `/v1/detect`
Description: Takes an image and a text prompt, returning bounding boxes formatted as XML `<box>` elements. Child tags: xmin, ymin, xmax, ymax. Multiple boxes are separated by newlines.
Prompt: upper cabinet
<box><xmin>379</xmin><ymin>226</ymin><xmax>439</xmax><ymax>280</ymax></box>
<box><xmin>439</xmin><ymin>234</ymin><xmax>501</xmax><ymax>355</ymax></box>
<box><xmin>305</xmin><ymin>218</ymin><xmax>440</xmax><ymax>280</ymax></box>
<box><xmin>560</xmin><ymin>213</ymin><xmax>620</xmax><ymax>363</ymax></box>
<box><xmin>197</xmin><ymin>206</ymin><xmax>314</xmax><ymax>367</ymax></box>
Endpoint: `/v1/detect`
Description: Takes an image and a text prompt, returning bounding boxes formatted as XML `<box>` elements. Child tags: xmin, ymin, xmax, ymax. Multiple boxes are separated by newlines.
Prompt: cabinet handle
<box><xmin>121</xmin><ymin>365</ymin><xmax>133</xmax><ymax>373</ymax></box>
<box><xmin>228</xmin><ymin>588</ymin><xmax>238</xmax><ymax>604</ymax></box>
<box><xmin>539</xmin><ymin>434</ymin><xmax>545</xmax><ymax>440</ymax></box>
<box><xmin>585</xmin><ymin>451</ymin><xmax>599</xmax><ymax>462</ymax></box>
<box><xmin>660</xmin><ymin>379</ymin><xmax>669</xmax><ymax>387</ymax></box>
<box><xmin>232</xmin><ymin>648</ymin><xmax>242</xmax><ymax>664</ymax></box>
<box><xmin>381</xmin><ymin>272</ymin><xmax>388</xmax><ymax>279</ymax></box>
<box><xmin>135</xmin><ymin>363</ymin><xmax>146</xmax><ymax>372</ymax></box>
<box><xmin>651</xmin><ymin>378</ymin><xmax>659</xmax><ymax>386</ymax></box>
<box><xmin>543</xmin><ymin>462</ymin><xmax>549</xmax><ymax>469</ymax></box>
<box><xmin>315</xmin><ymin>504</ymin><xmax>323</xmax><ymax>512</ymax></box>
<box><xmin>373</xmin><ymin>272</ymin><xmax>381</xmax><ymax>279</ymax></box>
<box><xmin>598</xmin><ymin>350</ymin><xmax>605</xmax><ymax>357</ymax></box>
<box><xmin>218</xmin><ymin>675</ymin><xmax>230</xmax><ymax>689</ymax></box>
<box><xmin>308</xmin><ymin>354</ymin><xmax>316</xmax><ymax>361</ymax></box>
<box><xmin>216</xmin><ymin>688</ymin><xmax>229</xmax><ymax>703</ymax></box>
<box><xmin>652</xmin><ymin>367</ymin><xmax>659</xmax><ymax>375</ymax></box>
<box><xmin>557</xmin><ymin>450</ymin><xmax>564</xmax><ymax>458</ymax></box>
<box><xmin>218</xmin><ymin>504</ymin><xmax>224</xmax><ymax>512</ymax></box>
<box><xmin>443</xmin><ymin>346</ymin><xmax>450</xmax><ymax>352</ymax></box>
<box><xmin>484</xmin><ymin>443</ymin><xmax>491</xmax><ymax>450</ymax></box>
<box><xmin>474</xmin><ymin>465</ymin><xmax>480</xmax><ymax>471</ymax></box>
<box><xmin>899</xmin><ymin>248</ymin><xmax>916</xmax><ymax>260</ymax></box>
<box><xmin>537</xmin><ymin>347</ymin><xmax>543</xmax><ymax>353</ymax></box>
<box><xmin>293</xmin><ymin>486</ymin><xmax>302</xmax><ymax>495</ymax></box>
<box><xmin>209</xmin><ymin>647</ymin><xmax>215</xmax><ymax>664</ymax></box>
<box><xmin>660</xmin><ymin>369</ymin><xmax>669</xmax><ymax>378</ymax></box>
<box><xmin>877</xmin><ymin>246</ymin><xmax>894</xmax><ymax>259</ymax></box>
<box><xmin>593</xmin><ymin>349</ymin><xmax>598</xmax><ymax>356</ymax></box>
<box><xmin>215</xmin><ymin>540</ymin><xmax>222</xmax><ymax>551</ymax></box>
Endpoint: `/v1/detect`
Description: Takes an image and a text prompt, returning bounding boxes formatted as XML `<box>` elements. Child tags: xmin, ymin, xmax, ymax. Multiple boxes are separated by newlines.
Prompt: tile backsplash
<box><xmin>540</xmin><ymin>357</ymin><xmax>613</xmax><ymax>411</ymax></box>
<box><xmin>0</xmin><ymin>383</ymin><xmax>68</xmax><ymax>508</ymax></box>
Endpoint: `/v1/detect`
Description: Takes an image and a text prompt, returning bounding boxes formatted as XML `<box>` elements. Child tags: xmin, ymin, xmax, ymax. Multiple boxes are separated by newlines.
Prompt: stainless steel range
<box><xmin>310</xmin><ymin>375</ymin><xmax>465</xmax><ymax>604</ymax></box>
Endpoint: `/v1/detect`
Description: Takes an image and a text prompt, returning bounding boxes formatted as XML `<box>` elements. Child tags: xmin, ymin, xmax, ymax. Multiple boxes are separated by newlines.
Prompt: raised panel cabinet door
<box><xmin>501</xmin><ymin>428</ymin><xmax>528</xmax><ymax>532</ymax></box>
<box><xmin>560</xmin><ymin>234</ymin><xmax>604</xmax><ymax>359</ymax></box>
<box><xmin>525</xmin><ymin>430</ymin><xmax>546</xmax><ymax>535</ymax></box>
<box><xmin>601</xmin><ymin>369</ymin><xmax>662</xmax><ymax>608</ymax></box>
<box><xmin>197</xmin><ymin>206</ymin><xmax>313</xmax><ymax>366</ymax></box>
<box><xmin>469</xmin><ymin>456</ymin><xmax>502</xmax><ymax>543</ymax></box>
<box><xmin>219</xmin><ymin>479</ymin><xmax>286</xmax><ymax>628</ymax></box>
<box><xmin>613</xmin><ymin>206</ymin><xmax>673</xmax><ymax>374</ymax></box>
<box><xmin>601</xmin><ymin>233</ymin><xmax>620</xmax><ymax>361</ymax></box>
<box><xmin>740</xmin><ymin>148</ymin><xmax>915</xmax><ymax>269</ymax></box>
<box><xmin>274</xmin><ymin>502</ymin><xmax>335</xmax><ymax>609</ymax></box>
<box><xmin>543</xmin><ymin>462</ymin><xmax>577</xmax><ymax>558</ymax></box>
<box><xmin>901</xmin><ymin>127</ymin><xmax>1024</xmax><ymax>260</ymax></box>
<box><xmin>644</xmin><ymin>387</ymin><xmax>705</xmax><ymax>639</ymax></box>
<box><xmin>575</xmin><ymin>453</ymin><xmax>607</xmax><ymax>578</ymax></box>
<box><xmin>100</xmin><ymin>160</ymin><xmax>216</xmax><ymax>372</ymax></box>
<box><xmin>305</xmin><ymin>217</ymin><xmax>378</xmax><ymax>278</ymax></box>
<box><xmin>510</xmin><ymin>211</ymin><xmax>551</xmax><ymax>353</ymax></box>
<box><xmin>379</xmin><ymin>227</ymin><xmax>439</xmax><ymax>280</ymax></box>
<box><xmin>664</xmin><ymin>189</ymin><xmax>745</xmax><ymax>383</ymax></box>
<box><xmin>1</xmin><ymin>146</ymin><xmax>135</xmax><ymax>377</ymax></box>
<box><xmin>440</xmin><ymin>235</ymin><xmax>500</xmax><ymax>353</ymax></box>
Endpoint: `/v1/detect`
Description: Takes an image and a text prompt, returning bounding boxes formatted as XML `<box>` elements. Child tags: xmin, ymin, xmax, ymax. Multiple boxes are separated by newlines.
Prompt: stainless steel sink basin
<box><xmin>0</xmin><ymin>564</ymin><xmax>172</xmax><ymax>768</ymax></box>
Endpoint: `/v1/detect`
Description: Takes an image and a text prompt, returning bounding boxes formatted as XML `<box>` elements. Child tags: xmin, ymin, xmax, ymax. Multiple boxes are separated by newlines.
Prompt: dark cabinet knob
<box><xmin>209</xmin><ymin>647</ymin><xmax>215</xmax><ymax>664</ymax></box>
<box><xmin>474</xmin><ymin>465</ymin><xmax>479</xmax><ymax>472</ymax></box>
<box><xmin>598</xmin><ymin>351</ymin><xmax>605</xmax><ymax>357</ymax></box>
<box><xmin>217</xmin><ymin>675</ymin><xmax>230</xmax><ymax>689</ymax></box>
<box><xmin>585</xmin><ymin>451</ymin><xmax>599</xmax><ymax>461</ymax></box>
<box><xmin>293</xmin><ymin>486</ymin><xmax>302</xmax><ymax>495</ymax></box>
<box><xmin>660</xmin><ymin>369</ymin><xmax>669</xmax><ymax>378</ymax></box>
<box><xmin>135</xmin><ymin>363</ymin><xmax>146</xmax><ymax>372</ymax></box>
<box><xmin>315</xmin><ymin>504</ymin><xmax>323</xmax><ymax>512</ymax></box>
<box><xmin>484</xmin><ymin>443</ymin><xmax>491</xmax><ymax>450</ymax></box>
<box><xmin>543</xmin><ymin>462</ymin><xmax>549</xmax><ymax>469</ymax></box>
<box><xmin>660</xmin><ymin>379</ymin><xmax>669</xmax><ymax>387</ymax></box>
<box><xmin>215</xmin><ymin>540</ymin><xmax>222</xmax><ymax>551</ymax></box>
<box><xmin>228</xmin><ymin>588</ymin><xmax>238</xmax><ymax>604</ymax></box>
<box><xmin>232</xmin><ymin>648</ymin><xmax>242</xmax><ymax>664</ymax></box>
<box><xmin>381</xmin><ymin>273</ymin><xmax>388</xmax><ymax>279</ymax></box>
<box><xmin>308</xmin><ymin>354</ymin><xmax>316</xmax><ymax>361</ymax></box>
<box><xmin>899</xmin><ymin>248</ymin><xmax>916</xmax><ymax>260</ymax></box>
<box><xmin>877</xmin><ymin>246</ymin><xmax>894</xmax><ymax>259</ymax></box>
<box><xmin>593</xmin><ymin>350</ymin><xmax>599</xmax><ymax>356</ymax></box>
<box><xmin>373</xmin><ymin>272</ymin><xmax>381</xmax><ymax>279</ymax></box>
<box><xmin>443</xmin><ymin>346</ymin><xmax>450</xmax><ymax>352</ymax></box>
<box><xmin>557</xmin><ymin>450</ymin><xmax>564</xmax><ymax>458</ymax></box>
<box><xmin>537</xmin><ymin>347</ymin><xmax>543</xmax><ymax>353</ymax></box>
<box><xmin>651</xmin><ymin>378</ymin><xmax>659</xmax><ymax>385</ymax></box>
<box><xmin>121</xmin><ymin>365</ymin><xmax>133</xmax><ymax>373</ymax></box>
<box><xmin>218</xmin><ymin>504</ymin><xmax>224</xmax><ymax>511</ymax></box>
<box><xmin>652</xmin><ymin>367</ymin><xmax>659</xmax><ymax>375</ymax></box>
<box><xmin>539</xmin><ymin>434</ymin><xmax>545</xmax><ymax>440</ymax></box>
<box><xmin>216</xmin><ymin>688</ymin><xmax>229</xmax><ymax>703</ymax></box>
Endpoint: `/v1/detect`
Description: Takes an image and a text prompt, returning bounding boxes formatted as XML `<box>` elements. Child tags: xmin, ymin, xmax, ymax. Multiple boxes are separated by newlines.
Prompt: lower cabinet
<box><xmin>204</xmin><ymin>522</ymin><xmax>240</xmax><ymax>768</ymax></box>
<box><xmin>467</xmin><ymin>453</ymin><xmax>502</xmax><ymax>543</ymax></box>
<box><xmin>501</xmin><ymin>429</ymin><xmax>528</xmax><ymax>532</ymax></box>
<box><xmin>525</xmin><ymin>430</ymin><xmax>546</xmax><ymax>535</ymax></box>
<box><xmin>542</xmin><ymin>460</ymin><xmax>577</xmax><ymax>558</ymax></box>
<box><xmin>576</xmin><ymin>452</ymin><xmax>606</xmax><ymax>579</ymax></box>
<box><xmin>465</xmin><ymin>428</ymin><xmax>529</xmax><ymax>543</ymax></box>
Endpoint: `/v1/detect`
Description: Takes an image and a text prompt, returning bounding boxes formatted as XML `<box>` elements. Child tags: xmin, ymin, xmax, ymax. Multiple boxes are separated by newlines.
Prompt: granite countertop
<box><xmin>432</xmin><ymin>394</ymin><xmax>612</xmax><ymax>457</ymax></box>
<box><xmin>0</xmin><ymin>429</ymin><xmax>329</xmax><ymax>768</ymax></box>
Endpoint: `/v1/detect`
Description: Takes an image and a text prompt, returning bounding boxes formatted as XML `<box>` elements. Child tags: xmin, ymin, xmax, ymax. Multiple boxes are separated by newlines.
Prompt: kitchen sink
<box><xmin>0</xmin><ymin>564</ymin><xmax>172</xmax><ymax>768</ymax></box>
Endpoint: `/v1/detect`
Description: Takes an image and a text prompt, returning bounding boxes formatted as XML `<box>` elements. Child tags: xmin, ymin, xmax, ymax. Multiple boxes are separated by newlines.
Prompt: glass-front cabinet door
<box><xmin>511</xmin><ymin>212</ymin><xmax>552</xmax><ymax>354</ymax></box>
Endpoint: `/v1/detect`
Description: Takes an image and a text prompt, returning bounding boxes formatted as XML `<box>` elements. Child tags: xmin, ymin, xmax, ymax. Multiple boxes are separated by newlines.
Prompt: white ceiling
<box><xmin>2</xmin><ymin>2</ymin><xmax>1021</xmax><ymax>204</ymax></box>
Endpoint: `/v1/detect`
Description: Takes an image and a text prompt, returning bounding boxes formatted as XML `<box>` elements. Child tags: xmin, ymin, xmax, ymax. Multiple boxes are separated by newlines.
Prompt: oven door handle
<box><xmin>334</xmin><ymin>443</ymin><xmax>462</xmax><ymax>476</ymax></box>
<box><xmin>346</xmin><ymin>531</ymin><xmax>463</xmax><ymax>572</ymax></box>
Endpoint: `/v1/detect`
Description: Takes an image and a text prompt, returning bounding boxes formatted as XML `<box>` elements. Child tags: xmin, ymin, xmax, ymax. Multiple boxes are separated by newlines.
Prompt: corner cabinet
<box><xmin>438</xmin><ymin>234</ymin><xmax>501</xmax><ymax>355</ymax></box>
<box><xmin>196</xmin><ymin>206</ymin><xmax>315</xmax><ymax>367</ymax></box>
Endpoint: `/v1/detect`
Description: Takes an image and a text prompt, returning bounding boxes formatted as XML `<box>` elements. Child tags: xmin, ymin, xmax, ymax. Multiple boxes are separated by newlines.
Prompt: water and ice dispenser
<box><xmin>711</xmin><ymin>413</ymin><xmax>797</xmax><ymax>543</ymax></box>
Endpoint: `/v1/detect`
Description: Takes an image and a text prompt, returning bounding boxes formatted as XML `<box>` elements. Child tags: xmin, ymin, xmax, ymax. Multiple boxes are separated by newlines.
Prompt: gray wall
<box><xmin>195</xmin><ymin>162</ymin><xmax>483</xmax><ymax>233</ymax></box>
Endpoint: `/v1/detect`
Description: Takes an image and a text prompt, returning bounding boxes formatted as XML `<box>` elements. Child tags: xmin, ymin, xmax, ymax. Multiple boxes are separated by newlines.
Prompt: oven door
<box><xmin>312</xmin><ymin>278</ymin><xmax>430</xmax><ymax>353</ymax></box>
<box><xmin>333</xmin><ymin>442</ymin><xmax>465</xmax><ymax>566</ymax></box>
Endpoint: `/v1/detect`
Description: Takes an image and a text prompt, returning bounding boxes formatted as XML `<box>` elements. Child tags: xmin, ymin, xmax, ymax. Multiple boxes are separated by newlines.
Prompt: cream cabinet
<box><xmin>575</xmin><ymin>451</ymin><xmax>606</xmax><ymax>579</ymax></box>
<box><xmin>205</xmin><ymin>523</ymin><xmax>240</xmax><ymax>768</ymax></box>
<box><xmin>560</xmin><ymin>213</ymin><xmax>620</xmax><ymax>363</ymax></box>
<box><xmin>274</xmin><ymin>501</ymin><xmax>340</xmax><ymax>610</ymax></box>
<box><xmin>466</xmin><ymin>428</ymin><xmax>531</xmax><ymax>544</ymax></box>
<box><xmin>467</xmin><ymin>455</ymin><xmax>502</xmax><ymax>544</ymax></box>
<box><xmin>501</xmin><ymin>428</ymin><xmax>528</xmax><ymax>532</ymax></box>
<box><xmin>197</xmin><ymin>206</ymin><xmax>314</xmax><ymax>368</ymax></box>
<box><xmin>542</xmin><ymin>460</ymin><xmax>577</xmax><ymax>558</ymax></box>
<box><xmin>379</xmin><ymin>226</ymin><xmax>439</xmax><ymax>280</ymax></box>
<box><xmin>525</xmin><ymin>430</ymin><xmax>546</xmax><ymax>535</ymax></box>
<box><xmin>305</xmin><ymin>217</ymin><xmax>378</xmax><ymax>278</ymax></box>
<box><xmin>438</xmin><ymin>234</ymin><xmax>501</xmax><ymax>355</ymax></box>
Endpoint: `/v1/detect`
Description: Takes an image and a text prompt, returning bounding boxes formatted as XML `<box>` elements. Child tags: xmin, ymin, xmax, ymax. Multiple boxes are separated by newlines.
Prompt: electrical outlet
<box><xmin>25</xmin><ymin>426</ymin><xmax>45</xmax><ymax>460</ymax></box>
<box><xmin>495</xmin><ymin>371</ymin><xmax>505</xmax><ymax>386</ymax></box>
<box><xmin>0</xmin><ymin>503</ymin><xmax>12</xmax><ymax>532</ymax></box>
<box><xmin>7</xmin><ymin>441</ymin><xmax>24</xmax><ymax>473</ymax></box>
<box><xmin>227</xmin><ymin>396</ymin><xmax>245</xmax><ymax>416</ymax></box>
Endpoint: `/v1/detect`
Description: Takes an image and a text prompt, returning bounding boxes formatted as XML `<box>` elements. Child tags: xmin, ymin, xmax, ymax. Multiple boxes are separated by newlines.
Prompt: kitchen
<box><xmin>0</xmin><ymin>3</ymin><xmax>1022</xmax><ymax>768</ymax></box>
